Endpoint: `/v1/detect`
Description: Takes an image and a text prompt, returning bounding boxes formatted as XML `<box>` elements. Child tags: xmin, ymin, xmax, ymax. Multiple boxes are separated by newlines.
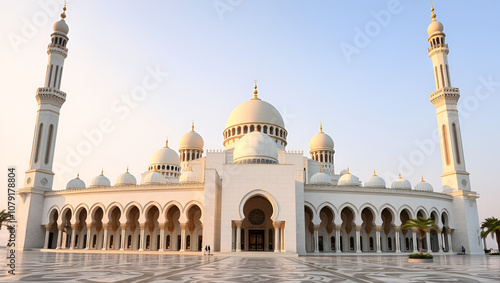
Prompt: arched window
<box><xmin>440</xmin><ymin>64</ymin><xmax>445</xmax><ymax>87</ymax></box>
<box><xmin>442</xmin><ymin>124</ymin><xmax>450</xmax><ymax>166</ymax></box>
<box><xmin>166</xmin><ymin>235</ymin><xmax>171</xmax><ymax>249</ymax></box>
<box><xmin>157</xmin><ymin>165</ymin><xmax>161</xmax><ymax>170</ymax></box>
<box><xmin>269</xmin><ymin>127</ymin><xmax>274</xmax><ymax>135</ymax></box>
<box><xmin>243</xmin><ymin>126</ymin><xmax>248</xmax><ymax>134</ymax></box>
<box><xmin>446</xmin><ymin>64</ymin><xmax>451</xmax><ymax>87</ymax></box>
<box><xmin>331</xmin><ymin>236</ymin><xmax>335</xmax><ymax>250</ymax></box>
<box><xmin>452</xmin><ymin>123</ymin><xmax>461</xmax><ymax>164</ymax></box>
<box><xmin>369</xmin><ymin>237</ymin><xmax>374</xmax><ymax>250</ymax></box>
<box><xmin>146</xmin><ymin>235</ymin><xmax>150</xmax><ymax>249</ymax></box>
<box><xmin>162</xmin><ymin>165</ymin><xmax>165</xmax><ymax>170</ymax></box>
<box><xmin>48</xmin><ymin>65</ymin><xmax>53</xmax><ymax>87</ymax></box>
<box><xmin>257</xmin><ymin>125</ymin><xmax>261</xmax><ymax>132</ymax></box>
<box><xmin>263</xmin><ymin>125</ymin><xmax>268</xmax><ymax>134</ymax></box>
<box><xmin>34</xmin><ymin>123</ymin><xmax>44</xmax><ymax>164</ymax></box>
<box><xmin>436</xmin><ymin>37</ymin><xmax>440</xmax><ymax>44</ymax></box>
<box><xmin>435</xmin><ymin>66</ymin><xmax>439</xmax><ymax>89</ymax></box>
<box><xmin>58</xmin><ymin>67</ymin><xmax>63</xmax><ymax>89</ymax></box>
<box><xmin>127</xmin><ymin>235</ymin><xmax>132</xmax><ymax>249</ymax></box>
<box><xmin>232</xmin><ymin>128</ymin><xmax>235</xmax><ymax>136</ymax></box>
<box><xmin>237</xmin><ymin>127</ymin><xmax>241</xmax><ymax>135</ymax></box>
<box><xmin>405</xmin><ymin>238</ymin><xmax>410</xmax><ymax>251</ymax></box>
<box><xmin>250</xmin><ymin>125</ymin><xmax>254</xmax><ymax>132</ymax></box>
<box><xmin>349</xmin><ymin>237</ymin><xmax>354</xmax><ymax>250</ymax></box>
<box><xmin>186</xmin><ymin>235</ymin><xmax>191</xmax><ymax>250</ymax></box>
<box><xmin>320</xmin><ymin>155</ymin><xmax>323</xmax><ymax>162</ymax></box>
<box><xmin>92</xmin><ymin>235</ymin><xmax>97</xmax><ymax>248</ymax></box>
<box><xmin>388</xmin><ymin>237</ymin><xmax>392</xmax><ymax>250</ymax></box>
<box><xmin>109</xmin><ymin>235</ymin><xmax>114</xmax><ymax>249</ymax></box>
<box><xmin>53</xmin><ymin>65</ymin><xmax>59</xmax><ymax>87</ymax></box>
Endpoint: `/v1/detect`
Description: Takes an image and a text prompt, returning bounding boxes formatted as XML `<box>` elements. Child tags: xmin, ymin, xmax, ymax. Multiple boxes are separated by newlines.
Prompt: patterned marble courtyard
<box><xmin>1</xmin><ymin>251</ymin><xmax>499</xmax><ymax>282</ymax></box>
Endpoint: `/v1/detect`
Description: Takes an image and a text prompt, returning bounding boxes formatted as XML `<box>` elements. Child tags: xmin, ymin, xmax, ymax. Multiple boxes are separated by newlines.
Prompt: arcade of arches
<box><xmin>304</xmin><ymin>205</ymin><xmax>454</xmax><ymax>253</ymax></box>
<box><xmin>43</xmin><ymin>203</ymin><xmax>203</xmax><ymax>252</ymax></box>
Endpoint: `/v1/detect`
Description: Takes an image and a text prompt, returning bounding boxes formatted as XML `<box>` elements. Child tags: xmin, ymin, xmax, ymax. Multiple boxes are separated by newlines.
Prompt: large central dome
<box><xmin>225</xmin><ymin>98</ymin><xmax>284</xmax><ymax>129</ymax></box>
<box><xmin>223</xmin><ymin>83</ymin><xmax>287</xmax><ymax>150</ymax></box>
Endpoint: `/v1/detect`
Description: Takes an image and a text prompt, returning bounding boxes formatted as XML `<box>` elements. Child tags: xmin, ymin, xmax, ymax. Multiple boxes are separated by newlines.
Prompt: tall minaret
<box><xmin>17</xmin><ymin>5</ymin><xmax>70</xmax><ymax>250</ymax></box>
<box><xmin>427</xmin><ymin>4</ymin><xmax>482</xmax><ymax>254</ymax></box>
<box><xmin>427</xmin><ymin>4</ymin><xmax>469</xmax><ymax>193</ymax></box>
<box><xmin>24</xmin><ymin>5</ymin><xmax>69</xmax><ymax>190</ymax></box>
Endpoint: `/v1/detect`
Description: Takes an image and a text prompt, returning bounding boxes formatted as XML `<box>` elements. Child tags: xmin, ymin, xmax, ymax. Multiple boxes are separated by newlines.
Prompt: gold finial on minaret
<box><xmin>191</xmin><ymin>121</ymin><xmax>195</xmax><ymax>131</ymax></box>
<box><xmin>320</xmin><ymin>123</ymin><xmax>323</xmax><ymax>133</ymax></box>
<box><xmin>430</xmin><ymin>1</ymin><xmax>436</xmax><ymax>21</ymax></box>
<box><xmin>164</xmin><ymin>139</ymin><xmax>169</xmax><ymax>148</ymax></box>
<box><xmin>61</xmin><ymin>1</ymin><xmax>67</xmax><ymax>19</ymax></box>
<box><xmin>253</xmin><ymin>80</ymin><xmax>259</xmax><ymax>99</ymax></box>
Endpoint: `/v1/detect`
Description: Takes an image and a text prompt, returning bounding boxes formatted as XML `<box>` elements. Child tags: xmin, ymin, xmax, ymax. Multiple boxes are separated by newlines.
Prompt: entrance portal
<box><xmin>249</xmin><ymin>230</ymin><xmax>265</xmax><ymax>251</ymax></box>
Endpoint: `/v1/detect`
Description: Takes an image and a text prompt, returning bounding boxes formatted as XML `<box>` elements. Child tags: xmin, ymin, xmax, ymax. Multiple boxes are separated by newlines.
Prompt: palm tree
<box><xmin>481</xmin><ymin>217</ymin><xmax>500</xmax><ymax>252</ymax></box>
<box><xmin>0</xmin><ymin>209</ymin><xmax>11</xmax><ymax>230</ymax></box>
<box><xmin>402</xmin><ymin>217</ymin><xmax>437</xmax><ymax>254</ymax></box>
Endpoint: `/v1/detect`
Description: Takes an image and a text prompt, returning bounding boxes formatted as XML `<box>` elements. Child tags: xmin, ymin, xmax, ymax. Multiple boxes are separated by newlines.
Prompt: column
<box><xmin>231</xmin><ymin>223</ymin><xmax>236</xmax><ymax>252</ymax></box>
<box><xmin>376</xmin><ymin>225</ymin><xmax>382</xmax><ymax>253</ymax></box>
<box><xmin>437</xmin><ymin>228</ymin><xmax>444</xmax><ymax>253</ymax></box>
<box><xmin>426</xmin><ymin>231</ymin><xmax>431</xmax><ymax>253</ymax></box>
<box><xmin>102</xmin><ymin>224</ymin><xmax>109</xmax><ymax>250</ymax></box>
<box><xmin>394</xmin><ymin>225</ymin><xmax>401</xmax><ymax>253</ymax></box>
<box><xmin>43</xmin><ymin>225</ymin><xmax>51</xmax><ymax>249</ymax></box>
<box><xmin>85</xmin><ymin>224</ymin><xmax>92</xmax><ymax>250</ymax></box>
<box><xmin>355</xmin><ymin>225</ymin><xmax>362</xmax><ymax>253</ymax></box>
<box><xmin>56</xmin><ymin>224</ymin><xmax>64</xmax><ymax>249</ymax></box>
<box><xmin>335</xmin><ymin>224</ymin><xmax>341</xmax><ymax>253</ymax></box>
<box><xmin>159</xmin><ymin>223</ymin><xmax>165</xmax><ymax>252</ymax></box>
<box><xmin>180</xmin><ymin>223</ymin><xmax>187</xmax><ymax>252</ymax></box>
<box><xmin>446</xmin><ymin>228</ymin><xmax>453</xmax><ymax>252</ymax></box>
<box><xmin>412</xmin><ymin>229</ymin><xmax>418</xmax><ymax>253</ymax></box>
<box><xmin>280</xmin><ymin>222</ymin><xmax>285</xmax><ymax>252</ymax></box>
<box><xmin>274</xmin><ymin>221</ymin><xmax>281</xmax><ymax>253</ymax></box>
<box><xmin>235</xmin><ymin>220</ymin><xmax>242</xmax><ymax>252</ymax></box>
<box><xmin>139</xmin><ymin>223</ymin><xmax>146</xmax><ymax>251</ymax></box>
<box><xmin>117</xmin><ymin>224</ymin><xmax>125</xmax><ymax>250</ymax></box>
<box><xmin>313</xmin><ymin>224</ymin><xmax>320</xmax><ymax>253</ymax></box>
<box><xmin>70</xmin><ymin>224</ymin><xmax>77</xmax><ymax>250</ymax></box>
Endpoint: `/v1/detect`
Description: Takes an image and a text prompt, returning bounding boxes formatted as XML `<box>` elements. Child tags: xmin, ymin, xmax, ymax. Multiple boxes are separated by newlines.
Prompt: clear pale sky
<box><xmin>0</xmin><ymin>1</ymin><xmax>499</xmax><ymax>248</ymax></box>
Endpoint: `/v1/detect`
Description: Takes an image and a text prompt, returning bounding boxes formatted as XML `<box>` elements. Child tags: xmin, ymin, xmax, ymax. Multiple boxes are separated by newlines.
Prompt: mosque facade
<box><xmin>16</xmin><ymin>6</ymin><xmax>484</xmax><ymax>255</ymax></box>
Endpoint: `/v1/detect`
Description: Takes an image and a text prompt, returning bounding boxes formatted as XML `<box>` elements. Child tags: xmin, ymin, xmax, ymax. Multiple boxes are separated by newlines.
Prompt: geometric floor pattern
<box><xmin>1</xmin><ymin>251</ymin><xmax>500</xmax><ymax>282</ymax></box>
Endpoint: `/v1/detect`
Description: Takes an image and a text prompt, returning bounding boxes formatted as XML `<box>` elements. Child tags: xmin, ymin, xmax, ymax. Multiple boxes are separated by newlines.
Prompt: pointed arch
<box><xmin>397</xmin><ymin>205</ymin><xmax>415</xmax><ymax>219</ymax></box>
<box><xmin>378</xmin><ymin>203</ymin><xmax>397</xmax><ymax>224</ymax></box>
<box><xmin>239</xmin><ymin>190</ymin><xmax>279</xmax><ymax>221</ymax></box>
<box><xmin>106</xmin><ymin>202</ymin><xmax>124</xmax><ymax>220</ymax></box>
<box><xmin>89</xmin><ymin>203</ymin><xmax>106</xmax><ymax>222</ymax></box>
<box><xmin>415</xmin><ymin>206</ymin><xmax>429</xmax><ymax>219</ymax></box>
<box><xmin>183</xmin><ymin>200</ymin><xmax>204</xmax><ymax>224</ymax></box>
<box><xmin>45</xmin><ymin>205</ymin><xmax>60</xmax><ymax>225</ymax></box>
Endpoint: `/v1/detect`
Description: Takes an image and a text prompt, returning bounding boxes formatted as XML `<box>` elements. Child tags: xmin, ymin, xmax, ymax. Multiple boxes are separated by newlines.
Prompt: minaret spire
<box><xmin>252</xmin><ymin>80</ymin><xmax>259</xmax><ymax>100</ymax></box>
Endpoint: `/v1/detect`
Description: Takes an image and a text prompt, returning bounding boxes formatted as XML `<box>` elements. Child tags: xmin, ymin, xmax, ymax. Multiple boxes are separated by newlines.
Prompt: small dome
<box><xmin>310</xmin><ymin>125</ymin><xmax>334</xmax><ymax>151</ymax></box>
<box><xmin>115</xmin><ymin>169</ymin><xmax>137</xmax><ymax>186</ymax></box>
<box><xmin>427</xmin><ymin>20</ymin><xmax>444</xmax><ymax>36</ymax></box>
<box><xmin>53</xmin><ymin>19</ymin><xmax>69</xmax><ymax>35</ymax></box>
<box><xmin>391</xmin><ymin>174</ymin><xmax>411</xmax><ymax>189</ymax></box>
<box><xmin>340</xmin><ymin>169</ymin><xmax>347</xmax><ymax>175</ymax></box>
<box><xmin>233</xmin><ymin>131</ymin><xmax>278</xmax><ymax>164</ymax></box>
<box><xmin>337</xmin><ymin>169</ymin><xmax>360</xmax><ymax>186</ymax></box>
<box><xmin>143</xmin><ymin>171</ymin><xmax>166</xmax><ymax>185</ymax></box>
<box><xmin>66</xmin><ymin>174</ymin><xmax>85</xmax><ymax>189</ymax></box>
<box><xmin>90</xmin><ymin>171</ymin><xmax>111</xmax><ymax>187</ymax></box>
<box><xmin>310</xmin><ymin>168</ymin><xmax>331</xmax><ymax>185</ymax></box>
<box><xmin>414</xmin><ymin>177</ymin><xmax>433</xmax><ymax>192</ymax></box>
<box><xmin>179</xmin><ymin>124</ymin><xmax>204</xmax><ymax>150</ymax></box>
<box><xmin>150</xmin><ymin>140</ymin><xmax>180</xmax><ymax>166</ymax></box>
<box><xmin>365</xmin><ymin>171</ymin><xmax>386</xmax><ymax>188</ymax></box>
<box><xmin>179</xmin><ymin>167</ymin><xmax>198</xmax><ymax>183</ymax></box>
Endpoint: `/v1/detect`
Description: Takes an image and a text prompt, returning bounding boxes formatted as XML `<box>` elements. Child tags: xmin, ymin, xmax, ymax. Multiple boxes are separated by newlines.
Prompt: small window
<box><xmin>237</xmin><ymin>127</ymin><xmax>241</xmax><ymax>135</ymax></box>
<box><xmin>243</xmin><ymin>126</ymin><xmax>248</xmax><ymax>134</ymax></box>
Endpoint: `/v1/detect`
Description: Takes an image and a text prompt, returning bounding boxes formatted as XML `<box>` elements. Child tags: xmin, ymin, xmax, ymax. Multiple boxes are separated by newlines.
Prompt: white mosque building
<box><xmin>17</xmin><ymin>5</ymin><xmax>484</xmax><ymax>255</ymax></box>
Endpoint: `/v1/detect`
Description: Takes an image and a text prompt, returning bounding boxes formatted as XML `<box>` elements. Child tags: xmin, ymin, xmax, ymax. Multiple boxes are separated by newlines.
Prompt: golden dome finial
<box><xmin>191</xmin><ymin>121</ymin><xmax>195</xmax><ymax>131</ymax></box>
<box><xmin>319</xmin><ymin>166</ymin><xmax>322</xmax><ymax>173</ymax></box>
<box><xmin>346</xmin><ymin>167</ymin><xmax>350</xmax><ymax>174</ymax></box>
<box><xmin>320</xmin><ymin>123</ymin><xmax>323</xmax><ymax>133</ymax></box>
<box><xmin>398</xmin><ymin>173</ymin><xmax>402</xmax><ymax>179</ymax></box>
<box><xmin>430</xmin><ymin>1</ymin><xmax>436</xmax><ymax>21</ymax></box>
<box><xmin>126</xmin><ymin>167</ymin><xmax>129</xmax><ymax>173</ymax></box>
<box><xmin>253</xmin><ymin>80</ymin><xmax>259</xmax><ymax>99</ymax></box>
<box><xmin>373</xmin><ymin>169</ymin><xmax>377</xmax><ymax>176</ymax></box>
<box><xmin>164</xmin><ymin>139</ymin><xmax>169</xmax><ymax>148</ymax></box>
<box><xmin>76</xmin><ymin>172</ymin><xmax>80</xmax><ymax>179</ymax></box>
<box><xmin>100</xmin><ymin>169</ymin><xmax>104</xmax><ymax>176</ymax></box>
<box><xmin>421</xmin><ymin>176</ymin><xmax>425</xmax><ymax>182</ymax></box>
<box><xmin>61</xmin><ymin>1</ymin><xmax>67</xmax><ymax>19</ymax></box>
<box><xmin>189</xmin><ymin>166</ymin><xmax>193</xmax><ymax>172</ymax></box>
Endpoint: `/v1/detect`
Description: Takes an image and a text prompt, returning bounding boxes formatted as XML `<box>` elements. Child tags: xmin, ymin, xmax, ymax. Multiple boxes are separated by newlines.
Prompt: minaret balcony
<box><xmin>430</xmin><ymin>87</ymin><xmax>460</xmax><ymax>107</ymax></box>
<box><xmin>47</xmin><ymin>43</ymin><xmax>68</xmax><ymax>58</ymax></box>
<box><xmin>36</xmin><ymin>87</ymin><xmax>66</xmax><ymax>107</ymax></box>
<box><xmin>428</xmin><ymin>43</ymin><xmax>449</xmax><ymax>56</ymax></box>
